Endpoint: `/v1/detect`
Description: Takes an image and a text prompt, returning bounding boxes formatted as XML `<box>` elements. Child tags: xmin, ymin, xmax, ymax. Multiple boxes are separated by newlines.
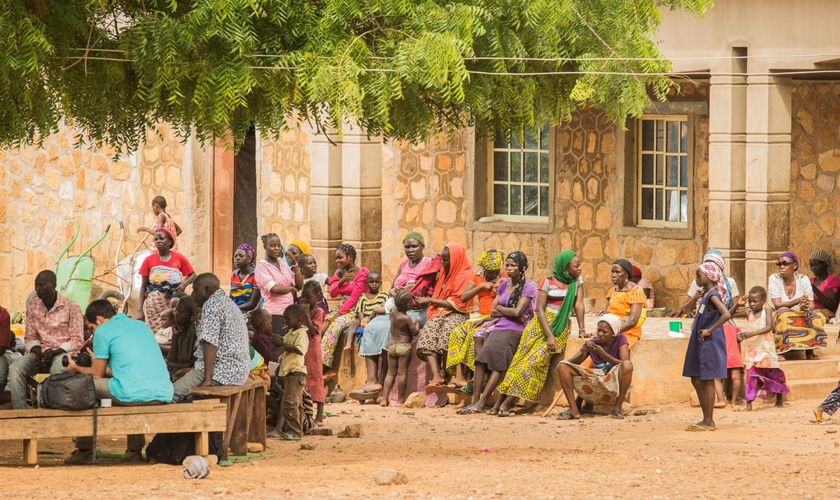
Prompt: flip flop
<box><xmin>349</xmin><ymin>388</ymin><xmax>380</xmax><ymax>401</ymax></box>
<box><xmin>810</xmin><ymin>417</ymin><xmax>829</xmax><ymax>424</ymax></box>
<box><xmin>685</xmin><ymin>423</ymin><xmax>715</xmax><ymax>432</ymax></box>
<box><xmin>556</xmin><ymin>410</ymin><xmax>580</xmax><ymax>420</ymax></box>
<box><xmin>497</xmin><ymin>408</ymin><xmax>514</xmax><ymax>417</ymax></box>
<box><xmin>459</xmin><ymin>380</ymin><xmax>474</xmax><ymax>397</ymax></box>
<box><xmin>457</xmin><ymin>406</ymin><xmax>481</xmax><ymax>415</ymax></box>
<box><xmin>424</xmin><ymin>383</ymin><xmax>447</xmax><ymax>393</ymax></box>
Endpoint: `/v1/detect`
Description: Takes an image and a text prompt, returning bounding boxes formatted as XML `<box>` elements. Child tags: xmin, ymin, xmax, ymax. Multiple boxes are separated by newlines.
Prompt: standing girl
<box><xmin>682</xmin><ymin>263</ymin><xmax>731</xmax><ymax>431</ymax></box>
<box><xmin>255</xmin><ymin>233</ymin><xmax>304</xmax><ymax>337</ymax></box>
<box><xmin>230</xmin><ymin>243</ymin><xmax>261</xmax><ymax>313</ymax></box>
<box><xmin>321</xmin><ymin>243</ymin><xmax>369</xmax><ymax>375</ymax></box>
<box><xmin>301</xmin><ymin>280</ymin><xmax>326</xmax><ymax>425</ymax></box>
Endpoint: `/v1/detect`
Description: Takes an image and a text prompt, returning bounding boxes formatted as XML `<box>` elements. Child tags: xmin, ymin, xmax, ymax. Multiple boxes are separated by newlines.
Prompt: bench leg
<box><xmin>194</xmin><ymin>432</ymin><xmax>209</xmax><ymax>456</ymax></box>
<box><xmin>249</xmin><ymin>385</ymin><xmax>267</xmax><ymax>448</ymax></box>
<box><xmin>230</xmin><ymin>392</ymin><xmax>249</xmax><ymax>456</ymax></box>
<box><xmin>23</xmin><ymin>439</ymin><xmax>37</xmax><ymax>465</ymax></box>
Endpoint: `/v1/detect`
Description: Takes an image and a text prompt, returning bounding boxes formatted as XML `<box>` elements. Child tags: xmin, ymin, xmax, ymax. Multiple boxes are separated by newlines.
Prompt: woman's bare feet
<box><xmin>714</xmin><ymin>399</ymin><xmax>727</xmax><ymax>409</ymax></box>
<box><xmin>363</xmin><ymin>383</ymin><xmax>383</xmax><ymax>392</ymax></box>
<box><xmin>744</xmin><ymin>402</ymin><xmax>753</xmax><ymax>411</ymax></box>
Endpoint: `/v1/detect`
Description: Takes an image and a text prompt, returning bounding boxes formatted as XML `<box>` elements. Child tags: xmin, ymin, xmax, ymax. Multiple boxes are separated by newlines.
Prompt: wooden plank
<box><xmin>194</xmin><ymin>432</ymin><xmax>209</xmax><ymax>456</ymax></box>
<box><xmin>0</xmin><ymin>409</ymin><xmax>227</xmax><ymax>440</ymax></box>
<box><xmin>230</xmin><ymin>392</ymin><xmax>248</xmax><ymax>456</ymax></box>
<box><xmin>249</xmin><ymin>385</ymin><xmax>267</xmax><ymax>447</ymax></box>
<box><xmin>23</xmin><ymin>439</ymin><xmax>37</xmax><ymax>465</ymax></box>
<box><xmin>189</xmin><ymin>382</ymin><xmax>262</xmax><ymax>398</ymax></box>
<box><xmin>0</xmin><ymin>403</ymin><xmax>226</xmax><ymax>420</ymax></box>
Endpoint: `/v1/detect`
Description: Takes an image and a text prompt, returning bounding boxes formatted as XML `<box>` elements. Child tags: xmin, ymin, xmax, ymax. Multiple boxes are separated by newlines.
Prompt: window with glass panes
<box><xmin>638</xmin><ymin>116</ymin><xmax>689</xmax><ymax>226</ymax></box>
<box><xmin>491</xmin><ymin>124</ymin><xmax>551</xmax><ymax>219</ymax></box>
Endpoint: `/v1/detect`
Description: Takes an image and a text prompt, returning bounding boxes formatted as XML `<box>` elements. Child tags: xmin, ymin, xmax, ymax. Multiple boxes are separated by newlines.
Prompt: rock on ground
<box><xmin>403</xmin><ymin>392</ymin><xmax>426</xmax><ymax>408</ymax></box>
<box><xmin>337</xmin><ymin>424</ymin><xmax>363</xmax><ymax>438</ymax></box>
<box><xmin>373</xmin><ymin>469</ymin><xmax>408</xmax><ymax>485</ymax></box>
<box><xmin>247</xmin><ymin>442</ymin><xmax>264</xmax><ymax>453</ymax></box>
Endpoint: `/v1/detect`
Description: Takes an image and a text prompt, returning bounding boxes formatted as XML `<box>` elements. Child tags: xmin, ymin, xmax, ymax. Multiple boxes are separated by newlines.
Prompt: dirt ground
<box><xmin>2</xmin><ymin>397</ymin><xmax>840</xmax><ymax>499</ymax></box>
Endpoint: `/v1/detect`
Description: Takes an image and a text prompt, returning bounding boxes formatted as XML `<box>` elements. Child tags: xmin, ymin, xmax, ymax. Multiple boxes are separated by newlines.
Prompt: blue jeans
<box><xmin>8</xmin><ymin>352</ymin><xmax>67</xmax><ymax>409</ymax></box>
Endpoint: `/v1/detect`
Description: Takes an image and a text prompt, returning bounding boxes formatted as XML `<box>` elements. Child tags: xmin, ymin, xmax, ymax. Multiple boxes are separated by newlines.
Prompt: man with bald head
<box><xmin>173</xmin><ymin>273</ymin><xmax>250</xmax><ymax>396</ymax></box>
<box><xmin>9</xmin><ymin>270</ymin><xmax>84</xmax><ymax>408</ymax></box>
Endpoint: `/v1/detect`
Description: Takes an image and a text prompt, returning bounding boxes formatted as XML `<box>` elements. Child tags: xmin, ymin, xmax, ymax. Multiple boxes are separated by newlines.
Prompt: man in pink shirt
<box><xmin>9</xmin><ymin>270</ymin><xmax>84</xmax><ymax>409</ymax></box>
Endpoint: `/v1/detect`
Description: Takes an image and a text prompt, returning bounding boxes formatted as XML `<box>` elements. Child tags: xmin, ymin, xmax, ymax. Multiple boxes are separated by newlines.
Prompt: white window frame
<box><xmin>487</xmin><ymin>123</ymin><xmax>553</xmax><ymax>223</ymax></box>
<box><xmin>636</xmin><ymin>115</ymin><xmax>691</xmax><ymax>229</ymax></box>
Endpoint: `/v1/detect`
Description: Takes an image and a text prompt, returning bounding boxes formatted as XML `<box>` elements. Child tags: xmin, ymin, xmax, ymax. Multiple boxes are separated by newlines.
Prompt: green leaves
<box><xmin>1</xmin><ymin>0</ymin><xmax>710</xmax><ymax>151</ymax></box>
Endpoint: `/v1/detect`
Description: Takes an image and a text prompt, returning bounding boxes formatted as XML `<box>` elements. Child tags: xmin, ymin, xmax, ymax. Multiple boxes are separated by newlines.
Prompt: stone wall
<box><xmin>0</xmin><ymin>121</ymin><xmax>209</xmax><ymax>313</ymax></box>
<box><xmin>789</xmin><ymin>81</ymin><xmax>840</xmax><ymax>266</ymax></box>
<box><xmin>383</xmin><ymin>102</ymin><xmax>710</xmax><ymax>310</ymax></box>
<box><xmin>259</xmin><ymin>129</ymin><xmax>312</xmax><ymax>247</ymax></box>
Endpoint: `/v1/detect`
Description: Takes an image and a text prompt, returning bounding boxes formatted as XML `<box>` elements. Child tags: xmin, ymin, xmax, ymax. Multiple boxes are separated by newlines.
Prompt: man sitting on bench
<box><xmin>64</xmin><ymin>300</ymin><xmax>174</xmax><ymax>464</ymax></box>
<box><xmin>173</xmin><ymin>273</ymin><xmax>250</xmax><ymax>396</ymax></box>
<box><xmin>9</xmin><ymin>270</ymin><xmax>84</xmax><ymax>409</ymax></box>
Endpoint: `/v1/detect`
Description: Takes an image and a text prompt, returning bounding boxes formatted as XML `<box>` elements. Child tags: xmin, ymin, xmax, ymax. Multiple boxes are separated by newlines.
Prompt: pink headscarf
<box><xmin>699</xmin><ymin>262</ymin><xmax>728</xmax><ymax>306</ymax></box>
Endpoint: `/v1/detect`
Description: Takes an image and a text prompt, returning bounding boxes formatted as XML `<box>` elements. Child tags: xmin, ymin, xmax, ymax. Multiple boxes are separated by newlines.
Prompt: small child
<box><xmin>155</xmin><ymin>309</ymin><xmax>175</xmax><ymax>345</ymax></box>
<box><xmin>378</xmin><ymin>290</ymin><xmax>420</xmax><ymax>407</ymax></box>
<box><xmin>344</xmin><ymin>271</ymin><xmax>389</xmax><ymax>350</ymax></box>
<box><xmin>299</xmin><ymin>254</ymin><xmax>329</xmax><ymax>314</ymax></box>
<box><xmin>274</xmin><ymin>305</ymin><xmax>309</xmax><ymax>440</ymax></box>
<box><xmin>682</xmin><ymin>263</ymin><xmax>731</xmax><ymax>431</ymax></box>
<box><xmin>249</xmin><ymin>309</ymin><xmax>275</xmax><ymax>364</ymax></box>
<box><xmin>301</xmin><ymin>281</ymin><xmax>326</xmax><ymax>425</ymax></box>
<box><xmin>734</xmin><ymin>286</ymin><xmax>788</xmax><ymax>411</ymax></box>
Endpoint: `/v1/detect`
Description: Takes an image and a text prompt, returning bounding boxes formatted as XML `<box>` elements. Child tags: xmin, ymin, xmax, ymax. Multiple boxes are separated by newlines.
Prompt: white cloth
<box><xmin>767</xmin><ymin>273</ymin><xmax>813</xmax><ymax>311</ymax></box>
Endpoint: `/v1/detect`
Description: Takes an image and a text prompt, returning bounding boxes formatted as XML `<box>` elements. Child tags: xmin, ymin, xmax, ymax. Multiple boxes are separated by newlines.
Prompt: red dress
<box><xmin>304</xmin><ymin>308</ymin><xmax>326</xmax><ymax>403</ymax></box>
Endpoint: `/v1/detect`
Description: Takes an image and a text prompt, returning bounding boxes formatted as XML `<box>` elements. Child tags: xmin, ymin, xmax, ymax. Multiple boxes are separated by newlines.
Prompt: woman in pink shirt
<box><xmin>255</xmin><ymin>233</ymin><xmax>304</xmax><ymax>338</ymax></box>
<box><xmin>321</xmin><ymin>243</ymin><xmax>369</xmax><ymax>377</ymax></box>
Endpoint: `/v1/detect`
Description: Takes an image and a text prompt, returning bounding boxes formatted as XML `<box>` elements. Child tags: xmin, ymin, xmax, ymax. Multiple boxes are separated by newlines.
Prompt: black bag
<box><xmin>145</xmin><ymin>432</ymin><xmax>223</xmax><ymax>465</ymax></box>
<box><xmin>39</xmin><ymin>372</ymin><xmax>96</xmax><ymax>410</ymax></box>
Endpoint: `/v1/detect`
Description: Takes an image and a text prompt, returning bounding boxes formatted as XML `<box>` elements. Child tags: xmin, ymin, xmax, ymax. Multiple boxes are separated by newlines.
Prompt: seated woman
<box><xmin>494</xmin><ymin>250</ymin><xmax>584</xmax><ymax>415</ymax></box>
<box><xmin>230</xmin><ymin>243</ymin><xmax>262</xmax><ymax>313</ymax></box>
<box><xmin>809</xmin><ymin>250</ymin><xmax>839</xmax><ymax>321</ymax></box>
<box><xmin>605</xmin><ymin>259</ymin><xmax>644</xmax><ymax>348</ymax></box>
<box><xmin>321</xmin><ymin>244</ymin><xmax>369</xmax><ymax>376</ymax></box>
<box><xmin>445</xmin><ymin>249</ymin><xmax>504</xmax><ymax>388</ymax></box>
<box><xmin>165</xmin><ymin>294</ymin><xmax>198</xmax><ymax>381</ymax></box>
<box><xmin>416</xmin><ymin>243</ymin><xmax>475</xmax><ymax>387</ymax></box>
<box><xmin>770</xmin><ymin>252</ymin><xmax>827</xmax><ymax>360</ymax></box>
<box><xmin>557</xmin><ymin>314</ymin><xmax>633</xmax><ymax>420</ymax></box>
<box><xmin>457</xmin><ymin>252</ymin><xmax>536</xmax><ymax>415</ymax></box>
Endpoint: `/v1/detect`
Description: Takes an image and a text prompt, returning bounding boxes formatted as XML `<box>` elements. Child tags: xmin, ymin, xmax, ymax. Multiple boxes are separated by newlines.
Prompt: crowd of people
<box><xmin>1</xmin><ymin>195</ymin><xmax>840</xmax><ymax>463</ymax></box>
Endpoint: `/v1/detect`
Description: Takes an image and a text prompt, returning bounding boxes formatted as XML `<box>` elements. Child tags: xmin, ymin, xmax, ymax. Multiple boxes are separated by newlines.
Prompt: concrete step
<box><xmin>779</xmin><ymin>356</ymin><xmax>840</xmax><ymax>380</ymax></box>
<box><xmin>786</xmin><ymin>377</ymin><xmax>840</xmax><ymax>401</ymax></box>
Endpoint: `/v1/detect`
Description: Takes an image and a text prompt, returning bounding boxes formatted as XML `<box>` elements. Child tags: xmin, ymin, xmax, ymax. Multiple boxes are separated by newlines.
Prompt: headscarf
<box><xmin>237</xmin><ymin>243</ymin><xmax>257</xmax><ymax>267</ymax></box>
<box><xmin>504</xmin><ymin>252</ymin><xmax>529</xmax><ymax>308</ymax></box>
<box><xmin>155</xmin><ymin>227</ymin><xmax>175</xmax><ymax>246</ymax></box>
<box><xmin>599</xmin><ymin>313</ymin><xmax>622</xmax><ymax>336</ymax></box>
<box><xmin>699</xmin><ymin>262</ymin><xmax>728</xmax><ymax>306</ymax></box>
<box><xmin>477</xmin><ymin>250</ymin><xmax>503</xmax><ymax>271</ymax></box>
<box><xmin>810</xmin><ymin>250</ymin><xmax>834</xmax><ymax>274</ymax></box>
<box><xmin>169</xmin><ymin>293</ymin><xmax>197</xmax><ymax>366</ymax></box>
<box><xmin>631</xmin><ymin>266</ymin><xmax>642</xmax><ymax>278</ymax></box>
<box><xmin>779</xmin><ymin>251</ymin><xmax>799</xmax><ymax>267</ymax></box>
<box><xmin>403</xmin><ymin>231</ymin><xmax>425</xmax><ymax>246</ymax></box>
<box><xmin>703</xmin><ymin>250</ymin><xmax>732</xmax><ymax>308</ymax></box>
<box><xmin>428</xmin><ymin>242</ymin><xmax>475</xmax><ymax>318</ymax></box>
<box><xmin>613</xmin><ymin>259</ymin><xmax>633</xmax><ymax>280</ymax></box>
<box><xmin>548</xmin><ymin>250</ymin><xmax>579</xmax><ymax>338</ymax></box>
<box><xmin>290</xmin><ymin>240</ymin><xmax>311</xmax><ymax>255</ymax></box>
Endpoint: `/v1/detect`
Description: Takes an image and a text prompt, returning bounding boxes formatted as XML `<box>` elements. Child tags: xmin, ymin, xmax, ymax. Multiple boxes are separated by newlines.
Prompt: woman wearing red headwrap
<box><xmin>138</xmin><ymin>228</ymin><xmax>196</xmax><ymax>333</ymax></box>
<box><xmin>415</xmin><ymin>243</ymin><xmax>475</xmax><ymax>386</ymax></box>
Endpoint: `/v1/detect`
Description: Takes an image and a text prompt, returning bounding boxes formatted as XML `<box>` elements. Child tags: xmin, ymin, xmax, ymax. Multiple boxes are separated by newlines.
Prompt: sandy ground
<box><xmin>3</xmin><ymin>397</ymin><xmax>840</xmax><ymax>499</ymax></box>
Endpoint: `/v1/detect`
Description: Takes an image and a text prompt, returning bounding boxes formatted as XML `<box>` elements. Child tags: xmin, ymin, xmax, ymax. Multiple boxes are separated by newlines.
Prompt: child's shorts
<box><xmin>387</xmin><ymin>343</ymin><xmax>412</xmax><ymax>358</ymax></box>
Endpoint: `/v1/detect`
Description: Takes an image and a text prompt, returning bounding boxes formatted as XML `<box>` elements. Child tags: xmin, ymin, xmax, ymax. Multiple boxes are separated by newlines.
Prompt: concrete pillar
<box><xmin>744</xmin><ymin>75</ymin><xmax>792</xmax><ymax>289</ymax></box>
<box><xmin>707</xmin><ymin>50</ymin><xmax>748</xmax><ymax>290</ymax></box>
<box><xmin>309</xmin><ymin>128</ymin><xmax>344</xmax><ymax>274</ymax></box>
<box><xmin>339</xmin><ymin>128</ymin><xmax>383</xmax><ymax>274</ymax></box>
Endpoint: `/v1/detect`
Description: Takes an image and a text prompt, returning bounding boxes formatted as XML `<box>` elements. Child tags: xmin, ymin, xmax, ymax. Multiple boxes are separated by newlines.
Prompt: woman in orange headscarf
<box><xmin>415</xmin><ymin>243</ymin><xmax>475</xmax><ymax>386</ymax></box>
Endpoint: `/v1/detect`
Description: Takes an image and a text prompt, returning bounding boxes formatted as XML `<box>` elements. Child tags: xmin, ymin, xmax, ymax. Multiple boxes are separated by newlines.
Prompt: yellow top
<box><xmin>279</xmin><ymin>327</ymin><xmax>309</xmax><ymax>376</ymax></box>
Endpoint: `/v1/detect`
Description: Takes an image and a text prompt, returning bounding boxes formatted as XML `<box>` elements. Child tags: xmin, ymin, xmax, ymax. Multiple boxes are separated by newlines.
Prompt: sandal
<box><xmin>486</xmin><ymin>407</ymin><xmax>500</xmax><ymax>416</ymax></box>
<box><xmin>349</xmin><ymin>388</ymin><xmax>380</xmax><ymax>401</ymax></box>
<box><xmin>459</xmin><ymin>380</ymin><xmax>474</xmax><ymax>397</ymax></box>
<box><xmin>685</xmin><ymin>423</ymin><xmax>715</xmax><ymax>432</ymax></box>
<box><xmin>556</xmin><ymin>410</ymin><xmax>580</xmax><ymax>420</ymax></box>
<box><xmin>457</xmin><ymin>406</ymin><xmax>481</xmax><ymax>415</ymax></box>
<box><xmin>498</xmin><ymin>408</ymin><xmax>515</xmax><ymax>417</ymax></box>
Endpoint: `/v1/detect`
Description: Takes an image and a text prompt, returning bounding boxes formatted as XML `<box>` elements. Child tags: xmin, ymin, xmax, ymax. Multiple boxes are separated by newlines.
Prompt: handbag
<box><xmin>39</xmin><ymin>372</ymin><xmax>96</xmax><ymax>410</ymax></box>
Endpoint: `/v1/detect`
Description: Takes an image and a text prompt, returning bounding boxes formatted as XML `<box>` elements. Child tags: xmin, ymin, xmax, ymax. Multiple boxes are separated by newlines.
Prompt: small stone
<box><xmin>402</xmin><ymin>410</ymin><xmax>415</xmax><ymax>416</ymax></box>
<box><xmin>374</xmin><ymin>469</ymin><xmax>408</xmax><ymax>486</ymax></box>
<box><xmin>247</xmin><ymin>442</ymin><xmax>264</xmax><ymax>453</ymax></box>
<box><xmin>634</xmin><ymin>409</ymin><xmax>650</xmax><ymax>416</ymax></box>
<box><xmin>826</xmin><ymin>429</ymin><xmax>837</xmax><ymax>434</ymax></box>
<box><xmin>337</xmin><ymin>424</ymin><xmax>363</xmax><ymax>438</ymax></box>
<box><xmin>306</xmin><ymin>427</ymin><xmax>334</xmax><ymax>436</ymax></box>
<box><xmin>300</xmin><ymin>444</ymin><xmax>315</xmax><ymax>450</ymax></box>
<box><xmin>403</xmin><ymin>392</ymin><xmax>426</xmax><ymax>409</ymax></box>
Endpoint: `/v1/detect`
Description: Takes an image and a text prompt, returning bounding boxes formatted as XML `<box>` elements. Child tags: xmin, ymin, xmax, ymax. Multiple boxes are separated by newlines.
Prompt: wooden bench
<box><xmin>0</xmin><ymin>400</ymin><xmax>227</xmax><ymax>465</ymax></box>
<box><xmin>189</xmin><ymin>381</ymin><xmax>266</xmax><ymax>461</ymax></box>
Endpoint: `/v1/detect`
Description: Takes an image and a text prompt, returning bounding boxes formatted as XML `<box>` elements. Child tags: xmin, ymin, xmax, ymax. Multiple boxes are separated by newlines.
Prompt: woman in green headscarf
<box><xmin>493</xmin><ymin>250</ymin><xmax>585</xmax><ymax>415</ymax></box>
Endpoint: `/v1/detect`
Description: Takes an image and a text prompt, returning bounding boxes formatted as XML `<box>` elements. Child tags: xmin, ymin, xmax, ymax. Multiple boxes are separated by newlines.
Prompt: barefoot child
<box><xmin>379</xmin><ymin>290</ymin><xmax>421</xmax><ymax>407</ymax></box>
<box><xmin>301</xmin><ymin>281</ymin><xmax>326</xmax><ymax>425</ymax></box>
<box><xmin>249</xmin><ymin>309</ymin><xmax>275</xmax><ymax>364</ymax></box>
<box><xmin>267</xmin><ymin>306</ymin><xmax>307</xmax><ymax>440</ymax></box>
<box><xmin>344</xmin><ymin>272</ymin><xmax>389</xmax><ymax>351</ymax></box>
<box><xmin>734</xmin><ymin>286</ymin><xmax>788</xmax><ymax>411</ymax></box>
<box><xmin>682</xmin><ymin>263</ymin><xmax>731</xmax><ymax>431</ymax></box>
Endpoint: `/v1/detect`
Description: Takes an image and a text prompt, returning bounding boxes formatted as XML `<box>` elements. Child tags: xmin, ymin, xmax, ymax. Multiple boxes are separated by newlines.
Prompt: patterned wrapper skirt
<box><xmin>745</xmin><ymin>367</ymin><xmax>788</xmax><ymax>402</ymax></box>
<box><xmin>475</xmin><ymin>328</ymin><xmax>524</xmax><ymax>372</ymax></box>
<box><xmin>143</xmin><ymin>290</ymin><xmax>171</xmax><ymax>333</ymax></box>
<box><xmin>247</xmin><ymin>360</ymin><xmax>271</xmax><ymax>388</ymax></box>
<box><xmin>416</xmin><ymin>312</ymin><xmax>470</xmax><ymax>359</ymax></box>
<box><xmin>558</xmin><ymin>360</ymin><xmax>622</xmax><ymax>407</ymax></box>
<box><xmin>320</xmin><ymin>312</ymin><xmax>354</xmax><ymax>368</ymax></box>
<box><xmin>445</xmin><ymin>315</ymin><xmax>489</xmax><ymax>374</ymax></box>
<box><xmin>498</xmin><ymin>310</ymin><xmax>568</xmax><ymax>402</ymax></box>
<box><xmin>773</xmin><ymin>308</ymin><xmax>828</xmax><ymax>354</ymax></box>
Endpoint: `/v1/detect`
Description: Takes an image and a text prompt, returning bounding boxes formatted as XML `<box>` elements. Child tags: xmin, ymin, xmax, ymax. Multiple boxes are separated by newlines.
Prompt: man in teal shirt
<box><xmin>65</xmin><ymin>300</ymin><xmax>174</xmax><ymax>464</ymax></box>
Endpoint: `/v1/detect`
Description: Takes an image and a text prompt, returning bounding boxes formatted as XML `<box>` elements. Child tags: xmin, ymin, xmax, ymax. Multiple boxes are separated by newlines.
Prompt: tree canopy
<box><xmin>1</xmin><ymin>0</ymin><xmax>710</xmax><ymax>150</ymax></box>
